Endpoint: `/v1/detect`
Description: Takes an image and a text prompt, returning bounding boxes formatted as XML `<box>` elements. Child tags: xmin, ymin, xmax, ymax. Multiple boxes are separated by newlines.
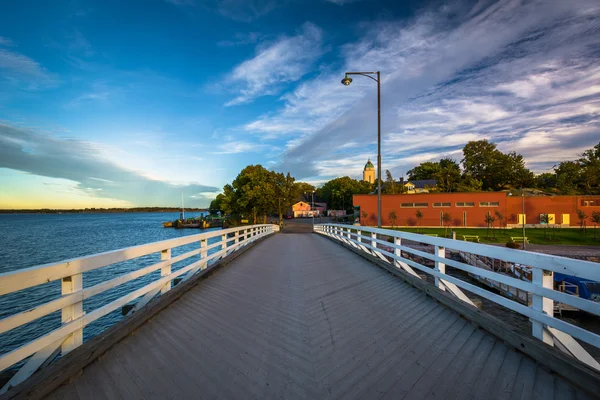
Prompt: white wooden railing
<box><xmin>315</xmin><ymin>223</ymin><xmax>600</xmax><ymax>371</ymax></box>
<box><xmin>0</xmin><ymin>224</ymin><xmax>278</xmax><ymax>393</ymax></box>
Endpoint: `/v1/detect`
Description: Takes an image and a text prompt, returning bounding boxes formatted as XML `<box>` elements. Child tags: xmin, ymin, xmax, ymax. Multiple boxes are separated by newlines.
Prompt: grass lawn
<box><xmin>387</xmin><ymin>227</ymin><xmax>600</xmax><ymax>246</ymax></box>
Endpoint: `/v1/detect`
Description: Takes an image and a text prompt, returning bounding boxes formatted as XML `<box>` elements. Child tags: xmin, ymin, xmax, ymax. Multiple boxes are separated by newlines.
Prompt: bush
<box><xmin>505</xmin><ymin>241</ymin><xmax>520</xmax><ymax>249</ymax></box>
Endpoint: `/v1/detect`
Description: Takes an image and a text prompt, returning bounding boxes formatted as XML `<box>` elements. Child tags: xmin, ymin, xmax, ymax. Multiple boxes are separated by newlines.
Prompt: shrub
<box><xmin>505</xmin><ymin>241</ymin><xmax>520</xmax><ymax>249</ymax></box>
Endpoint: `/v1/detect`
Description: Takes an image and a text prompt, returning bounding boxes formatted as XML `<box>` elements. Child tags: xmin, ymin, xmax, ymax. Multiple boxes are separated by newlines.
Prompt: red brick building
<box><xmin>353</xmin><ymin>193</ymin><xmax>600</xmax><ymax>227</ymax></box>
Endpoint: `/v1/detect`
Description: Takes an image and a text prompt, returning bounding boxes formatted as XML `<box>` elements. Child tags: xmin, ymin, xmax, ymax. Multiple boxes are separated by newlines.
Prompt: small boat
<box><xmin>162</xmin><ymin>221</ymin><xmax>173</xmax><ymax>228</ymax></box>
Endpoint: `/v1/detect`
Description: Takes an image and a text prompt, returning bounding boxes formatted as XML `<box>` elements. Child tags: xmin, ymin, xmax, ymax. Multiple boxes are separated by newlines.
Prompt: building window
<box><xmin>582</xmin><ymin>200</ymin><xmax>597</xmax><ymax>207</ymax></box>
<box><xmin>433</xmin><ymin>202</ymin><xmax>451</xmax><ymax>207</ymax></box>
<box><xmin>400</xmin><ymin>202</ymin><xmax>429</xmax><ymax>208</ymax></box>
<box><xmin>463</xmin><ymin>211</ymin><xmax>467</xmax><ymax>227</ymax></box>
<box><xmin>479</xmin><ymin>201</ymin><xmax>499</xmax><ymax>207</ymax></box>
<box><xmin>440</xmin><ymin>211</ymin><xmax>443</xmax><ymax>227</ymax></box>
<box><xmin>456</xmin><ymin>202</ymin><xmax>475</xmax><ymax>207</ymax></box>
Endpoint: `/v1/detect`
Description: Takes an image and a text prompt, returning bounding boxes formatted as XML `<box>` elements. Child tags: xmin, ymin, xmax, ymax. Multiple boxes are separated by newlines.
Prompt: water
<box><xmin>0</xmin><ymin>212</ymin><xmax>220</xmax><ymax>367</ymax></box>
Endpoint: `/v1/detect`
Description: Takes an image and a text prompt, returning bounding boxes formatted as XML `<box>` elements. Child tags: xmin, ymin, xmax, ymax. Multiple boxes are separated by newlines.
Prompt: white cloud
<box><xmin>224</xmin><ymin>22</ymin><xmax>324</xmax><ymax>106</ymax></box>
<box><xmin>0</xmin><ymin>37</ymin><xmax>13</xmax><ymax>47</ymax></box>
<box><xmin>236</xmin><ymin>0</ymin><xmax>600</xmax><ymax>179</ymax></box>
<box><xmin>0</xmin><ymin>43</ymin><xmax>56</xmax><ymax>89</ymax></box>
<box><xmin>212</xmin><ymin>140</ymin><xmax>274</xmax><ymax>154</ymax></box>
<box><xmin>0</xmin><ymin>123</ymin><xmax>220</xmax><ymax>207</ymax></box>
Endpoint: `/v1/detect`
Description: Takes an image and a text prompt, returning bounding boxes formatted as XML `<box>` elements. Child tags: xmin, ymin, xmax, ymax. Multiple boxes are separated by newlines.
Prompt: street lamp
<box><xmin>312</xmin><ymin>190</ymin><xmax>315</xmax><ymax>228</ymax></box>
<box><xmin>341</xmin><ymin>71</ymin><xmax>382</xmax><ymax>228</ymax></box>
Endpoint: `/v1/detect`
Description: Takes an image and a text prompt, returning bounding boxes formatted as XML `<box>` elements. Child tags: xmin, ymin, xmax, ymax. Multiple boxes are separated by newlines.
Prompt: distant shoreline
<box><xmin>0</xmin><ymin>208</ymin><xmax>209</xmax><ymax>214</ymax></box>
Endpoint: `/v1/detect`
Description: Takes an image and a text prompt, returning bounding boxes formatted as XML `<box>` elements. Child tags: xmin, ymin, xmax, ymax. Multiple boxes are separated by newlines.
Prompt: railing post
<box><xmin>234</xmin><ymin>230</ymin><xmax>240</xmax><ymax>247</ymax></box>
<box><xmin>200</xmin><ymin>238</ymin><xmax>207</xmax><ymax>269</ymax></box>
<box><xmin>61</xmin><ymin>273</ymin><xmax>83</xmax><ymax>354</ymax></box>
<box><xmin>434</xmin><ymin>245</ymin><xmax>445</xmax><ymax>291</ymax></box>
<box><xmin>161</xmin><ymin>249</ymin><xmax>172</xmax><ymax>295</ymax></box>
<box><xmin>532</xmin><ymin>268</ymin><xmax>554</xmax><ymax>345</ymax></box>
<box><xmin>357</xmin><ymin>229</ymin><xmax>362</xmax><ymax>245</ymax></box>
<box><xmin>394</xmin><ymin>237</ymin><xmax>402</xmax><ymax>267</ymax></box>
<box><xmin>371</xmin><ymin>231</ymin><xmax>377</xmax><ymax>251</ymax></box>
<box><xmin>221</xmin><ymin>233</ymin><xmax>227</xmax><ymax>254</ymax></box>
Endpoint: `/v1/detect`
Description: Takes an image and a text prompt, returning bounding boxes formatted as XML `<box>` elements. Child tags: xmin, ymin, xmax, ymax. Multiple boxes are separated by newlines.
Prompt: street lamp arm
<box><xmin>345</xmin><ymin>71</ymin><xmax>379</xmax><ymax>82</ymax></box>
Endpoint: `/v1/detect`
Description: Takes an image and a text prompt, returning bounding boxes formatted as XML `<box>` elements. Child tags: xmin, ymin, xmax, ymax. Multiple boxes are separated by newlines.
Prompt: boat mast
<box><xmin>181</xmin><ymin>192</ymin><xmax>185</xmax><ymax>220</ymax></box>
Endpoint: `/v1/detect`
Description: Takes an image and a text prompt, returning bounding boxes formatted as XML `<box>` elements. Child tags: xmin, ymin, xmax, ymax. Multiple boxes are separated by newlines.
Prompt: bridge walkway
<box><xmin>49</xmin><ymin>233</ymin><xmax>590</xmax><ymax>399</ymax></box>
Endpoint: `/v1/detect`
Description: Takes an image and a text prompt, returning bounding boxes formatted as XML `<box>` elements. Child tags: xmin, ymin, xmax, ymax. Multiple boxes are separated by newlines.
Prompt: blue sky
<box><xmin>1</xmin><ymin>0</ymin><xmax>599</xmax><ymax>208</ymax></box>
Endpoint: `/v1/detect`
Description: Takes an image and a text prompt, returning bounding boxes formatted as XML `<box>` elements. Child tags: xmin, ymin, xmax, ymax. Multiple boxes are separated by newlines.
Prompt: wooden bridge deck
<box><xmin>49</xmin><ymin>233</ymin><xmax>591</xmax><ymax>400</ymax></box>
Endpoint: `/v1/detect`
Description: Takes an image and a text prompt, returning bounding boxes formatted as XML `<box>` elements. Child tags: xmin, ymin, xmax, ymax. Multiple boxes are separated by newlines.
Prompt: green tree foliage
<box><xmin>388</xmin><ymin>210</ymin><xmax>397</xmax><ymax>228</ymax></box>
<box><xmin>548</xmin><ymin>143</ymin><xmax>600</xmax><ymax>195</ymax></box>
<box><xmin>214</xmin><ymin>165</ymin><xmax>315</xmax><ymax>224</ymax></box>
<box><xmin>576</xmin><ymin>209</ymin><xmax>588</xmax><ymax>233</ymax></box>
<box><xmin>407</xmin><ymin>162</ymin><xmax>441</xmax><ymax>181</ymax></box>
<box><xmin>384</xmin><ymin>170</ymin><xmax>396</xmax><ymax>194</ymax></box>
<box><xmin>591</xmin><ymin>211</ymin><xmax>600</xmax><ymax>240</ymax></box>
<box><xmin>320</xmin><ymin>176</ymin><xmax>372</xmax><ymax>211</ymax></box>
<box><xmin>462</xmin><ymin>140</ymin><xmax>533</xmax><ymax>191</ymax></box>
<box><xmin>535</xmin><ymin>173</ymin><xmax>557</xmax><ymax>191</ymax></box>
<box><xmin>436</xmin><ymin>158</ymin><xmax>462</xmax><ymax>192</ymax></box>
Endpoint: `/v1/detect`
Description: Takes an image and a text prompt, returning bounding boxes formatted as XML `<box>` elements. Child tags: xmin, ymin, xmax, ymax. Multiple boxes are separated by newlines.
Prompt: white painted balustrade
<box><xmin>0</xmin><ymin>224</ymin><xmax>278</xmax><ymax>393</ymax></box>
<box><xmin>315</xmin><ymin>223</ymin><xmax>600</xmax><ymax>370</ymax></box>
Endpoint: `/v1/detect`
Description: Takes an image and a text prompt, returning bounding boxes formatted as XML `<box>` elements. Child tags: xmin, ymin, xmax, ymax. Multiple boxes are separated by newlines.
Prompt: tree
<box><xmin>484</xmin><ymin>213</ymin><xmax>496</xmax><ymax>238</ymax></box>
<box><xmin>591</xmin><ymin>211</ymin><xmax>600</xmax><ymax>240</ymax></box>
<box><xmin>462</xmin><ymin>140</ymin><xmax>533</xmax><ymax>191</ymax></box>
<box><xmin>320</xmin><ymin>176</ymin><xmax>372</xmax><ymax>211</ymax></box>
<box><xmin>435</xmin><ymin>158</ymin><xmax>462</xmax><ymax>192</ymax></box>
<box><xmin>361</xmin><ymin>210</ymin><xmax>368</xmax><ymax>224</ymax></box>
<box><xmin>388</xmin><ymin>210</ymin><xmax>397</xmax><ymax>228</ymax></box>
<box><xmin>442</xmin><ymin>212</ymin><xmax>452</xmax><ymax>237</ymax></box>
<box><xmin>407</xmin><ymin>162</ymin><xmax>441</xmax><ymax>181</ymax></box>
<box><xmin>415</xmin><ymin>210</ymin><xmax>423</xmax><ymax>233</ymax></box>
<box><xmin>579</xmin><ymin>142</ymin><xmax>600</xmax><ymax>194</ymax></box>
<box><xmin>535</xmin><ymin>173</ymin><xmax>557</xmax><ymax>191</ymax></box>
<box><xmin>384</xmin><ymin>170</ymin><xmax>396</xmax><ymax>194</ymax></box>
<box><xmin>576</xmin><ymin>209</ymin><xmax>588</xmax><ymax>233</ymax></box>
<box><xmin>540</xmin><ymin>213</ymin><xmax>549</xmax><ymax>239</ymax></box>
<box><xmin>555</xmin><ymin>161</ymin><xmax>582</xmax><ymax>195</ymax></box>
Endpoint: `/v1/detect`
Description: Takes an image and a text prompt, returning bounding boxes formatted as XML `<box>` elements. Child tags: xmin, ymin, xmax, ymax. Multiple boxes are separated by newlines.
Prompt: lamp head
<box><xmin>341</xmin><ymin>75</ymin><xmax>352</xmax><ymax>86</ymax></box>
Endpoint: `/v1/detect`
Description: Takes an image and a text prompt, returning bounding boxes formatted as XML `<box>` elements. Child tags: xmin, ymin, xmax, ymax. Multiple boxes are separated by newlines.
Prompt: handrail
<box><xmin>0</xmin><ymin>224</ymin><xmax>279</xmax><ymax>392</ymax></box>
<box><xmin>315</xmin><ymin>223</ymin><xmax>600</xmax><ymax>371</ymax></box>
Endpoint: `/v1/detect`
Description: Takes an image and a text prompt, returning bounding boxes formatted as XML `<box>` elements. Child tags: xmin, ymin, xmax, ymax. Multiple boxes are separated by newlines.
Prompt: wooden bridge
<box><xmin>1</xmin><ymin>224</ymin><xmax>600</xmax><ymax>399</ymax></box>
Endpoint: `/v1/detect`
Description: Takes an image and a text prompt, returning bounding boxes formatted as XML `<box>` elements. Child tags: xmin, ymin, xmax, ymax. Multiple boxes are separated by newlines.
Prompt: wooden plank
<box><xmin>3</xmin><ymin>232</ymin><xmax>275</xmax><ymax>400</ymax></box>
<box><xmin>320</xmin><ymin>233</ymin><xmax>600</xmax><ymax>397</ymax></box>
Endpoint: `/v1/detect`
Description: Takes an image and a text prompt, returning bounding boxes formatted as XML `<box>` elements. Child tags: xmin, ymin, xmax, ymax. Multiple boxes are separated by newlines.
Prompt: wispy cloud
<box><xmin>217</xmin><ymin>32</ymin><xmax>263</xmax><ymax>47</ymax></box>
<box><xmin>0</xmin><ymin>38</ymin><xmax>57</xmax><ymax>90</ymax></box>
<box><xmin>0</xmin><ymin>37</ymin><xmax>13</xmax><ymax>47</ymax></box>
<box><xmin>212</xmin><ymin>140</ymin><xmax>275</xmax><ymax>154</ymax></box>
<box><xmin>241</xmin><ymin>0</ymin><xmax>600</xmax><ymax>180</ymax></box>
<box><xmin>165</xmin><ymin>0</ymin><xmax>282</xmax><ymax>22</ymax></box>
<box><xmin>0</xmin><ymin>123</ymin><xmax>219</xmax><ymax>206</ymax></box>
<box><xmin>224</xmin><ymin>22</ymin><xmax>324</xmax><ymax>106</ymax></box>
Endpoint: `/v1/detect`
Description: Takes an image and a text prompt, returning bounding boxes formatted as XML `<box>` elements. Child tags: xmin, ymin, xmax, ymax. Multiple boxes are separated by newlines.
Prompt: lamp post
<box><xmin>521</xmin><ymin>190</ymin><xmax>526</xmax><ymax>250</ymax></box>
<box><xmin>341</xmin><ymin>71</ymin><xmax>382</xmax><ymax>228</ymax></box>
<box><xmin>312</xmin><ymin>190</ymin><xmax>315</xmax><ymax>228</ymax></box>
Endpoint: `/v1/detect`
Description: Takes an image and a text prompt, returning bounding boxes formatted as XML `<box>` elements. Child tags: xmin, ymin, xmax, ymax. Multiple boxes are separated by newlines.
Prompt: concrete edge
<box><xmin>316</xmin><ymin>232</ymin><xmax>600</xmax><ymax>399</ymax></box>
<box><xmin>2</xmin><ymin>233</ymin><xmax>277</xmax><ymax>400</ymax></box>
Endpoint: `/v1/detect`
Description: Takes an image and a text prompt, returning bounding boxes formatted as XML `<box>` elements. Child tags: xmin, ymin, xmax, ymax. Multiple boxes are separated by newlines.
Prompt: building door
<box><xmin>440</xmin><ymin>211</ymin><xmax>443</xmax><ymax>227</ymax></box>
<box><xmin>463</xmin><ymin>211</ymin><xmax>467</xmax><ymax>227</ymax></box>
<box><xmin>562</xmin><ymin>214</ymin><xmax>570</xmax><ymax>225</ymax></box>
<box><xmin>518</xmin><ymin>214</ymin><xmax>526</xmax><ymax>224</ymax></box>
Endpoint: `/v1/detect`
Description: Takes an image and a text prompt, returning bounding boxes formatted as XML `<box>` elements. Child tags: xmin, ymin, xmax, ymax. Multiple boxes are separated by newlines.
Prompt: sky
<box><xmin>1</xmin><ymin>0</ymin><xmax>599</xmax><ymax>209</ymax></box>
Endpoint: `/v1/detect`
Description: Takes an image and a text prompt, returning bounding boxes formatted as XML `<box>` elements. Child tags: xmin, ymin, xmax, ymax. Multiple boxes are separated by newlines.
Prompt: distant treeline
<box><xmin>0</xmin><ymin>207</ymin><xmax>208</xmax><ymax>214</ymax></box>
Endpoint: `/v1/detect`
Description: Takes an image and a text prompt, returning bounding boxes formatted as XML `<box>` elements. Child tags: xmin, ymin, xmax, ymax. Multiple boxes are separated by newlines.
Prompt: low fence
<box><xmin>314</xmin><ymin>223</ymin><xmax>600</xmax><ymax>371</ymax></box>
<box><xmin>0</xmin><ymin>224</ymin><xmax>278</xmax><ymax>393</ymax></box>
